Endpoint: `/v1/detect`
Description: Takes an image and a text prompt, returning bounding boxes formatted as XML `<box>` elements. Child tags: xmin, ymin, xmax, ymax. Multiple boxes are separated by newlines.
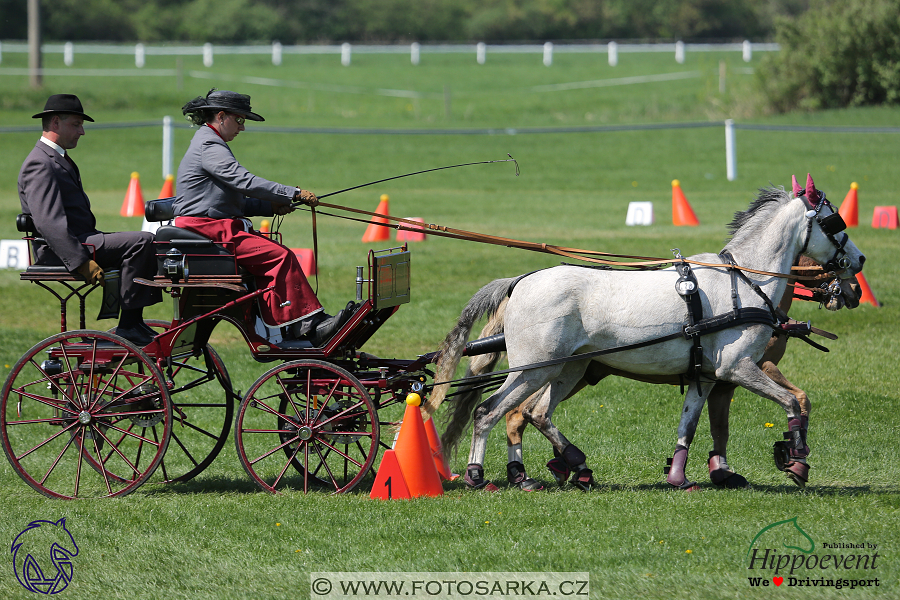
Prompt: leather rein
<box><xmin>305</xmin><ymin>200</ymin><xmax>831</xmax><ymax>282</ymax></box>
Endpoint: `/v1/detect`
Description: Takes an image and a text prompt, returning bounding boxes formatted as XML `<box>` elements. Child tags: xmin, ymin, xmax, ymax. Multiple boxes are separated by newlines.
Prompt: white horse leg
<box><xmin>723</xmin><ymin>356</ymin><xmax>810</xmax><ymax>486</ymax></box>
<box><xmin>465</xmin><ymin>372</ymin><xmax>548</xmax><ymax>490</ymax></box>
<box><xmin>664</xmin><ymin>381</ymin><xmax>712</xmax><ymax>491</ymax></box>
<box><xmin>519</xmin><ymin>362</ymin><xmax>595</xmax><ymax>490</ymax></box>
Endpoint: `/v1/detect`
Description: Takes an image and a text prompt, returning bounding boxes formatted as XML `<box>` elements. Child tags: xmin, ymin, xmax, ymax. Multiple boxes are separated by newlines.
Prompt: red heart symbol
<box><xmin>773</xmin><ymin>577</ymin><xmax>784</xmax><ymax>586</ymax></box>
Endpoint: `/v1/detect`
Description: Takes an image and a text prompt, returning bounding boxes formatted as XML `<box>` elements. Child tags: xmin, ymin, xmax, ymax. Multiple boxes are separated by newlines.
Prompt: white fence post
<box><xmin>476</xmin><ymin>42</ymin><xmax>486</xmax><ymax>65</ymax></box>
<box><xmin>0</xmin><ymin>41</ymin><xmax>3</xmax><ymax>65</ymax></box>
<box><xmin>543</xmin><ymin>42</ymin><xmax>553</xmax><ymax>66</ymax></box>
<box><xmin>203</xmin><ymin>43</ymin><xmax>213</xmax><ymax>67</ymax></box>
<box><xmin>411</xmin><ymin>42</ymin><xmax>420</xmax><ymax>65</ymax></box>
<box><xmin>675</xmin><ymin>41</ymin><xmax>684</xmax><ymax>64</ymax></box>
<box><xmin>272</xmin><ymin>41</ymin><xmax>282</xmax><ymax>66</ymax></box>
<box><xmin>135</xmin><ymin>43</ymin><xmax>145</xmax><ymax>68</ymax></box>
<box><xmin>742</xmin><ymin>40</ymin><xmax>752</xmax><ymax>62</ymax></box>
<box><xmin>64</xmin><ymin>42</ymin><xmax>74</xmax><ymax>66</ymax></box>
<box><xmin>162</xmin><ymin>116</ymin><xmax>173</xmax><ymax>181</ymax></box>
<box><xmin>341</xmin><ymin>42</ymin><xmax>351</xmax><ymax>66</ymax></box>
<box><xmin>608</xmin><ymin>41</ymin><xmax>617</xmax><ymax>66</ymax></box>
<box><xmin>725</xmin><ymin>119</ymin><xmax>736</xmax><ymax>181</ymax></box>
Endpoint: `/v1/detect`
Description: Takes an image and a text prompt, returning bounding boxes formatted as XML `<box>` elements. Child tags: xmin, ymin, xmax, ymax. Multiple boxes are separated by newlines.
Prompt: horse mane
<box><xmin>725</xmin><ymin>185</ymin><xmax>791</xmax><ymax>245</ymax></box>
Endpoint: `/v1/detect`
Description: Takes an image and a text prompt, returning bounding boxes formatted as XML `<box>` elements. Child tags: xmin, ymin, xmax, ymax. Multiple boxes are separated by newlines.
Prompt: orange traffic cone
<box><xmin>157</xmin><ymin>174</ymin><xmax>175</xmax><ymax>199</ymax></box>
<box><xmin>260</xmin><ymin>220</ymin><xmax>270</xmax><ymax>233</ymax></box>
<box><xmin>424</xmin><ymin>417</ymin><xmax>458</xmax><ymax>481</ymax></box>
<box><xmin>390</xmin><ymin>393</ymin><xmax>443</xmax><ymax>497</ymax></box>
<box><xmin>839</xmin><ymin>182</ymin><xmax>859</xmax><ymax>227</ymax></box>
<box><xmin>121</xmin><ymin>172</ymin><xmax>145</xmax><ymax>217</ymax></box>
<box><xmin>672</xmin><ymin>179</ymin><xmax>699</xmax><ymax>226</ymax></box>
<box><xmin>362</xmin><ymin>194</ymin><xmax>391</xmax><ymax>243</ymax></box>
<box><xmin>370</xmin><ymin>449</ymin><xmax>412</xmax><ymax>500</ymax></box>
<box><xmin>856</xmin><ymin>272</ymin><xmax>880</xmax><ymax>307</ymax></box>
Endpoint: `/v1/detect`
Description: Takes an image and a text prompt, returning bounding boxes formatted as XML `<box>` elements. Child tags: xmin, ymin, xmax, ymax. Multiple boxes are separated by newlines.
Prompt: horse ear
<box><xmin>791</xmin><ymin>175</ymin><xmax>802</xmax><ymax>197</ymax></box>
<box><xmin>805</xmin><ymin>173</ymin><xmax>821</xmax><ymax>206</ymax></box>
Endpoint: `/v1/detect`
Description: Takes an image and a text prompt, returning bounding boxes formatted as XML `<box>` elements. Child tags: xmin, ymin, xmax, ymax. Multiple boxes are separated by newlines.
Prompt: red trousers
<box><xmin>174</xmin><ymin>216</ymin><xmax>321</xmax><ymax>326</ymax></box>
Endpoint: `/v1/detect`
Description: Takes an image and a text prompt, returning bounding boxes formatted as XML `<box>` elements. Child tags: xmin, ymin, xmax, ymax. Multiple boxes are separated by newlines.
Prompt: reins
<box><xmin>303</xmin><ymin>200</ymin><xmax>830</xmax><ymax>282</ymax></box>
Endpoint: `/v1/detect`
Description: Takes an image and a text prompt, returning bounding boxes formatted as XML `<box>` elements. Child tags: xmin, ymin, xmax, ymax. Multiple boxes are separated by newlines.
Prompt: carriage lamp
<box><xmin>163</xmin><ymin>248</ymin><xmax>189</xmax><ymax>282</ymax></box>
<box><xmin>40</xmin><ymin>359</ymin><xmax>63</xmax><ymax>399</ymax></box>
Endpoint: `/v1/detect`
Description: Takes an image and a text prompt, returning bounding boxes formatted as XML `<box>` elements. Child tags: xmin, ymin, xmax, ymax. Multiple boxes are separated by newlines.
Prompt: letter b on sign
<box><xmin>0</xmin><ymin>240</ymin><xmax>30</xmax><ymax>270</ymax></box>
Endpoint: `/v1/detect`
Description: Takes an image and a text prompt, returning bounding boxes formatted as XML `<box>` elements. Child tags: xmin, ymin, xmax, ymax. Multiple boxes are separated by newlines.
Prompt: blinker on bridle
<box><xmin>797</xmin><ymin>188</ymin><xmax>851</xmax><ymax>271</ymax></box>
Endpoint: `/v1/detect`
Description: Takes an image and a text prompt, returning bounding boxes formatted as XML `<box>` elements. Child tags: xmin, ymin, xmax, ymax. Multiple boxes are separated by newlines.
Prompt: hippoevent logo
<box><xmin>746</xmin><ymin>517</ymin><xmax>880</xmax><ymax>590</ymax></box>
<box><xmin>11</xmin><ymin>518</ymin><xmax>79</xmax><ymax>594</ymax></box>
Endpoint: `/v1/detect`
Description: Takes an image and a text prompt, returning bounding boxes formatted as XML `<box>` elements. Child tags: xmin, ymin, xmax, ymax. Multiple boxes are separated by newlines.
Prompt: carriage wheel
<box><xmin>234</xmin><ymin>360</ymin><xmax>380</xmax><ymax>494</ymax></box>
<box><xmin>112</xmin><ymin>321</ymin><xmax>234</xmax><ymax>484</ymax></box>
<box><xmin>0</xmin><ymin>330</ymin><xmax>172</xmax><ymax>499</ymax></box>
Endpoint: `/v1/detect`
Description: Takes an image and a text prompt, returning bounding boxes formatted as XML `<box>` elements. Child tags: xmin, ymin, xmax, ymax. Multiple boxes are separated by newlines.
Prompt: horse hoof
<box><xmin>785</xmin><ymin>462</ymin><xmax>809</xmax><ymax>487</ymax></box>
<box><xmin>570</xmin><ymin>468</ymin><xmax>594</xmax><ymax>492</ymax></box>
<box><xmin>708</xmin><ymin>453</ymin><xmax>750</xmax><ymax>489</ymax></box>
<box><xmin>517</xmin><ymin>478</ymin><xmax>544</xmax><ymax>492</ymax></box>
<box><xmin>668</xmin><ymin>479</ymin><xmax>700</xmax><ymax>492</ymax></box>
<box><xmin>546</xmin><ymin>457</ymin><xmax>570</xmax><ymax>487</ymax></box>
<box><xmin>714</xmin><ymin>472</ymin><xmax>750</xmax><ymax>489</ymax></box>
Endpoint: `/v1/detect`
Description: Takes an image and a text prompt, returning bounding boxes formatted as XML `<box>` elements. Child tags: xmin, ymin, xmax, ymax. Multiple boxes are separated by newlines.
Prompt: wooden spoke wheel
<box><xmin>117</xmin><ymin>321</ymin><xmax>234</xmax><ymax>484</ymax></box>
<box><xmin>1</xmin><ymin>330</ymin><xmax>172</xmax><ymax>499</ymax></box>
<box><xmin>234</xmin><ymin>360</ymin><xmax>379</xmax><ymax>494</ymax></box>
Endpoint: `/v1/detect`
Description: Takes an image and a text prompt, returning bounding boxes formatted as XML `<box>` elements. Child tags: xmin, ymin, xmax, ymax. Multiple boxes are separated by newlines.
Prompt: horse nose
<box><xmin>859</xmin><ymin>254</ymin><xmax>866</xmax><ymax>267</ymax></box>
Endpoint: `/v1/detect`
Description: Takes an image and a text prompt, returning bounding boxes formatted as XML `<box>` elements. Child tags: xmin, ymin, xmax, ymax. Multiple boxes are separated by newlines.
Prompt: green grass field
<box><xmin>1</xmin><ymin>49</ymin><xmax>899</xmax><ymax>599</ymax></box>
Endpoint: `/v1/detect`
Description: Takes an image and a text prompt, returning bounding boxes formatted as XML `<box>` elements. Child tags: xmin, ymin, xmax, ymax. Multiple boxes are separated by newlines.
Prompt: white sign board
<box><xmin>625</xmin><ymin>202</ymin><xmax>654</xmax><ymax>226</ymax></box>
<box><xmin>0</xmin><ymin>240</ymin><xmax>30</xmax><ymax>270</ymax></box>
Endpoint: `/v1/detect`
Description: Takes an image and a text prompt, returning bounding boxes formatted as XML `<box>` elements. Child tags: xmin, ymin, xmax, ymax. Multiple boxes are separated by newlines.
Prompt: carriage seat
<box><xmin>16</xmin><ymin>213</ymin><xmax>85</xmax><ymax>280</ymax></box>
<box><xmin>146</xmin><ymin>198</ymin><xmax>242</xmax><ymax>277</ymax></box>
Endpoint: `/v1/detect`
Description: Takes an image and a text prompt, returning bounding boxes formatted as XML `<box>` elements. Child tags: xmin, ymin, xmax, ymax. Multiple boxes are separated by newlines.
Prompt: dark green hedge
<box><xmin>757</xmin><ymin>0</ymin><xmax>900</xmax><ymax>111</ymax></box>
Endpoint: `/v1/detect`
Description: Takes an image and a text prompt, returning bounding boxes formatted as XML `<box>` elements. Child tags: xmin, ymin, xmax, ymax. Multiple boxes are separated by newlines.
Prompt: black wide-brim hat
<box><xmin>183</xmin><ymin>89</ymin><xmax>265</xmax><ymax>121</ymax></box>
<box><xmin>32</xmin><ymin>94</ymin><xmax>95</xmax><ymax>122</ymax></box>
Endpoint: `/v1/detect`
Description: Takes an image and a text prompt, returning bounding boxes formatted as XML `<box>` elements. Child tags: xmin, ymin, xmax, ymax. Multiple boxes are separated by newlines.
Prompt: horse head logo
<box><xmin>11</xmin><ymin>518</ymin><xmax>79</xmax><ymax>594</ymax></box>
<box><xmin>747</xmin><ymin>516</ymin><xmax>815</xmax><ymax>557</ymax></box>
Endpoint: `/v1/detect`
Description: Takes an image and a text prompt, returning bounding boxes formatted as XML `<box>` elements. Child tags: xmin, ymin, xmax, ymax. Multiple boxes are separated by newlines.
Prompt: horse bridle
<box><xmin>797</xmin><ymin>190</ymin><xmax>851</xmax><ymax>274</ymax></box>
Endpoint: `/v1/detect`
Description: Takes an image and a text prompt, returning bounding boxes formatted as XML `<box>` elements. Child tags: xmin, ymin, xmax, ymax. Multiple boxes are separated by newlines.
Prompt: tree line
<box><xmin>1</xmin><ymin>0</ymin><xmax>808</xmax><ymax>43</ymax></box>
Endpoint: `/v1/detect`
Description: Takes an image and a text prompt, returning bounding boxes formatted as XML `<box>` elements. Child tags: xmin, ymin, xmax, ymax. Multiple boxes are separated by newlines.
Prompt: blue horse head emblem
<box><xmin>11</xmin><ymin>518</ymin><xmax>79</xmax><ymax>594</ymax></box>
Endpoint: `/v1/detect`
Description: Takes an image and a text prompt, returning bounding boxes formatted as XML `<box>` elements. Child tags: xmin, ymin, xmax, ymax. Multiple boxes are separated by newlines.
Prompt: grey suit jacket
<box><xmin>173</xmin><ymin>125</ymin><xmax>294</xmax><ymax>219</ymax></box>
<box><xmin>18</xmin><ymin>140</ymin><xmax>98</xmax><ymax>270</ymax></box>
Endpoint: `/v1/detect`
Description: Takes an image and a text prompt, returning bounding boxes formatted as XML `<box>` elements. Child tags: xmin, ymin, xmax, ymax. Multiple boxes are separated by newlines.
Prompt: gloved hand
<box><xmin>274</xmin><ymin>203</ymin><xmax>295</xmax><ymax>215</ymax></box>
<box><xmin>294</xmin><ymin>189</ymin><xmax>319</xmax><ymax>207</ymax></box>
<box><xmin>76</xmin><ymin>259</ymin><xmax>105</xmax><ymax>286</ymax></box>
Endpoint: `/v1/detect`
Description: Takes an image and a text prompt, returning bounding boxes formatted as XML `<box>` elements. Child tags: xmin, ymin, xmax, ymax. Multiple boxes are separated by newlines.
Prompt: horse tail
<box><xmin>439</xmin><ymin>298</ymin><xmax>508</xmax><ymax>457</ymax></box>
<box><xmin>422</xmin><ymin>277</ymin><xmax>513</xmax><ymax>427</ymax></box>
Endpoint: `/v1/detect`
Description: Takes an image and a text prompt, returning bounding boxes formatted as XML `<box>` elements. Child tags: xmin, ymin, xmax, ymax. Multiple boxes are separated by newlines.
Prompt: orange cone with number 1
<box><xmin>121</xmin><ymin>172</ymin><xmax>145</xmax><ymax>217</ymax></box>
<box><xmin>672</xmin><ymin>180</ymin><xmax>699</xmax><ymax>226</ymax></box>
<box><xmin>379</xmin><ymin>393</ymin><xmax>443</xmax><ymax>498</ymax></box>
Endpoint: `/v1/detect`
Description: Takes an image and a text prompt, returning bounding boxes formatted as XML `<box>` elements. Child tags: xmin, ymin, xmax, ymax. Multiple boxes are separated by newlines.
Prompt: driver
<box><xmin>173</xmin><ymin>89</ymin><xmax>350</xmax><ymax>346</ymax></box>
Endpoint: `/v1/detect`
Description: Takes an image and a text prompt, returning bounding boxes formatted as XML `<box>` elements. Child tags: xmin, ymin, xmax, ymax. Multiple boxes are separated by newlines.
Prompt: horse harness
<box><xmin>440</xmin><ymin>252</ymin><xmax>834</xmax><ymax>394</ymax></box>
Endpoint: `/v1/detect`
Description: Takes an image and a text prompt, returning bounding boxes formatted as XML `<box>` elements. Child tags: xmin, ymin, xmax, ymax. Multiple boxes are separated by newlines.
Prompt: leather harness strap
<box><xmin>311</xmin><ymin>200</ymin><xmax>829</xmax><ymax>282</ymax></box>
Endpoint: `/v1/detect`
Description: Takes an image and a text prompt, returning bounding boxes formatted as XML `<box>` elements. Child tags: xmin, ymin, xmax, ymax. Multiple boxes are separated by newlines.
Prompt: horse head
<box><xmin>794</xmin><ymin>255</ymin><xmax>861</xmax><ymax>311</ymax></box>
<box><xmin>793</xmin><ymin>173</ymin><xmax>865</xmax><ymax>280</ymax></box>
<box><xmin>11</xmin><ymin>518</ymin><xmax>79</xmax><ymax>594</ymax></box>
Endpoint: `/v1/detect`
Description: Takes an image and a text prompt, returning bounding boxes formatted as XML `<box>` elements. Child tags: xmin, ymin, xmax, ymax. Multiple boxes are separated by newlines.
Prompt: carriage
<box><xmin>2</xmin><ymin>174</ymin><xmax>866</xmax><ymax>498</ymax></box>
<box><xmin>1</xmin><ymin>198</ymin><xmax>434</xmax><ymax>499</ymax></box>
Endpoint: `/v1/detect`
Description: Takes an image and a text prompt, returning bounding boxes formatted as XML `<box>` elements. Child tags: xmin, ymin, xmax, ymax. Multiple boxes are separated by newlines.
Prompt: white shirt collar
<box><xmin>39</xmin><ymin>136</ymin><xmax>67</xmax><ymax>157</ymax></box>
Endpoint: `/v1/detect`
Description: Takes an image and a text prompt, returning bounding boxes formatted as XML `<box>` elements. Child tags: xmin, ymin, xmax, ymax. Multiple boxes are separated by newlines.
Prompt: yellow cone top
<box><xmin>672</xmin><ymin>179</ymin><xmax>680</xmax><ymax>187</ymax></box>
<box><xmin>851</xmin><ymin>182</ymin><xmax>858</xmax><ymax>190</ymax></box>
<box><xmin>406</xmin><ymin>393</ymin><xmax>422</xmax><ymax>406</ymax></box>
<box><xmin>380</xmin><ymin>194</ymin><xmax>389</xmax><ymax>202</ymax></box>
<box><xmin>131</xmin><ymin>172</ymin><xmax>140</xmax><ymax>179</ymax></box>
